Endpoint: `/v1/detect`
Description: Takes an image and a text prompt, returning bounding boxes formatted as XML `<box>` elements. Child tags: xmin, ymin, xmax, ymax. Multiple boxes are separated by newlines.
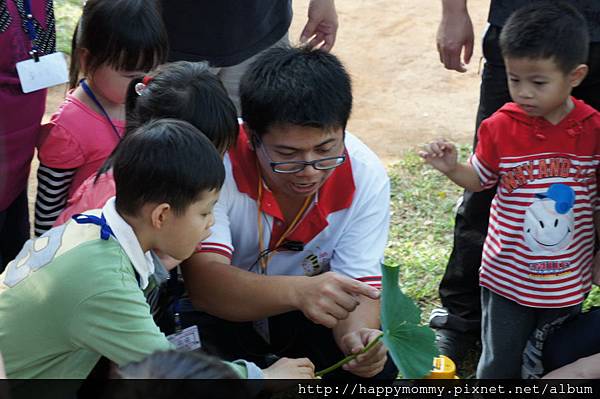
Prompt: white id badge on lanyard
<box><xmin>16</xmin><ymin>52</ymin><xmax>69</xmax><ymax>93</ymax></box>
<box><xmin>167</xmin><ymin>325</ymin><xmax>202</xmax><ymax>351</ymax></box>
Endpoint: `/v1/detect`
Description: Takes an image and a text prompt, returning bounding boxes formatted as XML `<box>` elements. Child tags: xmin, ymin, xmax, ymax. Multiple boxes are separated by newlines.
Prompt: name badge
<box><xmin>167</xmin><ymin>325</ymin><xmax>202</xmax><ymax>351</ymax></box>
<box><xmin>16</xmin><ymin>52</ymin><xmax>69</xmax><ymax>93</ymax></box>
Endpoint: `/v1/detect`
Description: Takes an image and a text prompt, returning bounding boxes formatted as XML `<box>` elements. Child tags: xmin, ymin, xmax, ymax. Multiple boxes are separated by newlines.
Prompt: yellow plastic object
<box><xmin>426</xmin><ymin>355</ymin><xmax>459</xmax><ymax>379</ymax></box>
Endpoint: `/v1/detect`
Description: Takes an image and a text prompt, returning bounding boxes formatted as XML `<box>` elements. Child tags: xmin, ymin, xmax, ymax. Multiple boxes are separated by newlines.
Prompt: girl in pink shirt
<box><xmin>54</xmin><ymin>61</ymin><xmax>239</xmax><ymax>226</ymax></box>
<box><xmin>34</xmin><ymin>0</ymin><xmax>168</xmax><ymax>235</ymax></box>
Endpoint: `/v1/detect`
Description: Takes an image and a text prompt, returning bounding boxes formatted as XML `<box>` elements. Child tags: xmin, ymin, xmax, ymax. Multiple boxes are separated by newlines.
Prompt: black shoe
<box><xmin>435</xmin><ymin>328</ymin><xmax>480</xmax><ymax>369</ymax></box>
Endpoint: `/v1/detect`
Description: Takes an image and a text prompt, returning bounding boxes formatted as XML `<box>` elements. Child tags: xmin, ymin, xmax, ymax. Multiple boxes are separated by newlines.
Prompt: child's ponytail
<box><xmin>68</xmin><ymin>18</ymin><xmax>82</xmax><ymax>89</ymax></box>
<box><xmin>96</xmin><ymin>73</ymin><xmax>156</xmax><ymax>180</ymax></box>
<box><xmin>124</xmin><ymin>76</ymin><xmax>146</xmax><ymax>134</ymax></box>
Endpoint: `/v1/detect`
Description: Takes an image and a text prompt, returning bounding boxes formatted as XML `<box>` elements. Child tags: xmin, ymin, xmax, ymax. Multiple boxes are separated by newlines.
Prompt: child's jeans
<box><xmin>477</xmin><ymin>287</ymin><xmax>580</xmax><ymax>378</ymax></box>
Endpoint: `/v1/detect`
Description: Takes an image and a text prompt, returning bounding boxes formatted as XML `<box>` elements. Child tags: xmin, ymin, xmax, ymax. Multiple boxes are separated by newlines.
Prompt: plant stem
<box><xmin>315</xmin><ymin>333</ymin><xmax>385</xmax><ymax>377</ymax></box>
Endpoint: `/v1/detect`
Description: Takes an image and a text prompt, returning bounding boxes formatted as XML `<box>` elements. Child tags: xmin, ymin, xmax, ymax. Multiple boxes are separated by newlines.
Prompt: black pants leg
<box><xmin>430</xmin><ymin>30</ymin><xmax>600</xmax><ymax>334</ymax></box>
<box><xmin>572</xmin><ymin>42</ymin><xmax>600</xmax><ymax>111</ymax></box>
<box><xmin>0</xmin><ymin>189</ymin><xmax>30</xmax><ymax>271</ymax></box>
<box><xmin>430</xmin><ymin>25</ymin><xmax>509</xmax><ymax>334</ymax></box>
<box><xmin>543</xmin><ymin>307</ymin><xmax>600</xmax><ymax>372</ymax></box>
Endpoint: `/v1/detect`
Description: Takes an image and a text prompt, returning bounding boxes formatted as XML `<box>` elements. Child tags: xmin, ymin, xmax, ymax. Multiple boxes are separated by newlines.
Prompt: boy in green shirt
<box><xmin>0</xmin><ymin>119</ymin><xmax>314</xmax><ymax>383</ymax></box>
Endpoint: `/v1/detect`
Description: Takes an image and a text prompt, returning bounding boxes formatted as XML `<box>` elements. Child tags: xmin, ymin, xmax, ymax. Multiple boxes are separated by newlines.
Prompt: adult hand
<box><xmin>300</xmin><ymin>0</ymin><xmax>338</xmax><ymax>52</ymax></box>
<box><xmin>262</xmin><ymin>357</ymin><xmax>315</xmax><ymax>379</ymax></box>
<box><xmin>338</xmin><ymin>328</ymin><xmax>387</xmax><ymax>378</ymax></box>
<box><xmin>292</xmin><ymin>272</ymin><xmax>380</xmax><ymax>328</ymax></box>
<box><xmin>436</xmin><ymin>1</ymin><xmax>474</xmax><ymax>72</ymax></box>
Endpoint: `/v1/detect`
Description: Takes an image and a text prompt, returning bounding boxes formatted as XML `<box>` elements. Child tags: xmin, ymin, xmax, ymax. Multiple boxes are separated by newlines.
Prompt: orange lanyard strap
<box><xmin>256</xmin><ymin>175</ymin><xmax>312</xmax><ymax>273</ymax></box>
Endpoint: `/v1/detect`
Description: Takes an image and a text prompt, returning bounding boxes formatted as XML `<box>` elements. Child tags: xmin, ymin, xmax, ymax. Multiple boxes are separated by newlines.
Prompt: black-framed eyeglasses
<box><xmin>255</xmin><ymin>138</ymin><xmax>346</xmax><ymax>174</ymax></box>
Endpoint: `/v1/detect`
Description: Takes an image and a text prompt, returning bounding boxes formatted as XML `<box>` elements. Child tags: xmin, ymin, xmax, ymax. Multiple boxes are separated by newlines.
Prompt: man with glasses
<box><xmin>180</xmin><ymin>46</ymin><xmax>397</xmax><ymax>379</ymax></box>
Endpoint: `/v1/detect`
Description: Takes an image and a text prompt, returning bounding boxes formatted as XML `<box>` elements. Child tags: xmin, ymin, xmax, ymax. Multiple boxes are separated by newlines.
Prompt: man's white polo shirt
<box><xmin>197</xmin><ymin>127</ymin><xmax>389</xmax><ymax>288</ymax></box>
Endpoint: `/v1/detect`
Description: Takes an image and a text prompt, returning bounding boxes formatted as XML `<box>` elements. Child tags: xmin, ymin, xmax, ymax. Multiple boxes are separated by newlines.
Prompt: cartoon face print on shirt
<box><xmin>523</xmin><ymin>184</ymin><xmax>575</xmax><ymax>254</ymax></box>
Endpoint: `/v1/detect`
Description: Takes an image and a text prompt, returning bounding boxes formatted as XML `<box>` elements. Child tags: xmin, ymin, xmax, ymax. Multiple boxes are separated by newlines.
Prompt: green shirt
<box><xmin>0</xmin><ymin>219</ymin><xmax>252</xmax><ymax>379</ymax></box>
<box><xmin>0</xmin><ymin>221</ymin><xmax>173</xmax><ymax>378</ymax></box>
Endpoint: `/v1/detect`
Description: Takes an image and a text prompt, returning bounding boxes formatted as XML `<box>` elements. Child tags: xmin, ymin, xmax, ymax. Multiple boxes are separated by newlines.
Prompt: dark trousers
<box><xmin>172</xmin><ymin>299</ymin><xmax>398</xmax><ymax>380</ymax></box>
<box><xmin>0</xmin><ymin>189</ymin><xmax>30</xmax><ymax>271</ymax></box>
<box><xmin>430</xmin><ymin>25</ymin><xmax>600</xmax><ymax>334</ymax></box>
<box><xmin>543</xmin><ymin>307</ymin><xmax>600</xmax><ymax>372</ymax></box>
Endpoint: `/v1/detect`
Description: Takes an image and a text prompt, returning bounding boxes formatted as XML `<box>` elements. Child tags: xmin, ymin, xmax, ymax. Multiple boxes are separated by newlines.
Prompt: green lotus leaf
<box><xmin>381</xmin><ymin>263</ymin><xmax>439</xmax><ymax>379</ymax></box>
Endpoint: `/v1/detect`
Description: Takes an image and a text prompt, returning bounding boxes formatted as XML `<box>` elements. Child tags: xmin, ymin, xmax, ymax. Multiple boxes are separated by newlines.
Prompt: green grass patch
<box><xmin>584</xmin><ymin>287</ymin><xmax>600</xmax><ymax>311</ymax></box>
<box><xmin>385</xmin><ymin>147</ymin><xmax>468</xmax><ymax>318</ymax></box>
<box><xmin>54</xmin><ymin>0</ymin><xmax>82</xmax><ymax>54</ymax></box>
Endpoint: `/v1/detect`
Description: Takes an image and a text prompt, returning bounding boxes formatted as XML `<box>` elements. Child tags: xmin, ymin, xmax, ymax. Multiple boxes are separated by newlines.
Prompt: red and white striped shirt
<box><xmin>471</xmin><ymin>99</ymin><xmax>600</xmax><ymax>308</ymax></box>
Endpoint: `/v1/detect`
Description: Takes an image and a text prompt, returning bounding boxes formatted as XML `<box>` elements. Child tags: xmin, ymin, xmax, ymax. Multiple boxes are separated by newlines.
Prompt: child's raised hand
<box><xmin>418</xmin><ymin>139</ymin><xmax>458</xmax><ymax>174</ymax></box>
<box><xmin>262</xmin><ymin>357</ymin><xmax>315</xmax><ymax>379</ymax></box>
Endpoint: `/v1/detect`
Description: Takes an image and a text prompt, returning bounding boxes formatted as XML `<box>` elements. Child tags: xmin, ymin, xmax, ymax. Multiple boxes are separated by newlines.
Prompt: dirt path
<box><xmin>289</xmin><ymin>0</ymin><xmax>491</xmax><ymax>161</ymax></box>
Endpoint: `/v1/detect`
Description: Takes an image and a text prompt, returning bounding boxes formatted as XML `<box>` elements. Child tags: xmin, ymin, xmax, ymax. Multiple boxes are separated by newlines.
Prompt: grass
<box><xmin>384</xmin><ymin>148</ymin><xmax>466</xmax><ymax>318</ymax></box>
<box><xmin>54</xmin><ymin>0</ymin><xmax>82</xmax><ymax>54</ymax></box>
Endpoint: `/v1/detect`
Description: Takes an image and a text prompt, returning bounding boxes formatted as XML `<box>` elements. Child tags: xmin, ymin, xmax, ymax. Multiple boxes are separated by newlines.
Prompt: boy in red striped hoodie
<box><xmin>420</xmin><ymin>1</ymin><xmax>600</xmax><ymax>378</ymax></box>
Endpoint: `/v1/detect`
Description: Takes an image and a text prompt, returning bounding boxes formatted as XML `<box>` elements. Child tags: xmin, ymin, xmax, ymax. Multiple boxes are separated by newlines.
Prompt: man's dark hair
<box><xmin>240</xmin><ymin>46</ymin><xmax>352</xmax><ymax>136</ymax></box>
<box><xmin>113</xmin><ymin>119</ymin><xmax>224</xmax><ymax>216</ymax></box>
<box><xmin>500</xmin><ymin>1</ymin><xmax>589</xmax><ymax>73</ymax></box>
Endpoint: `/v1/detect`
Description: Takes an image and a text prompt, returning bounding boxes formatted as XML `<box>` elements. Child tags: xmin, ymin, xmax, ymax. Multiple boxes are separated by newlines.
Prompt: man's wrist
<box><xmin>332</xmin><ymin>323</ymin><xmax>350</xmax><ymax>353</ymax></box>
<box><xmin>285</xmin><ymin>275</ymin><xmax>306</xmax><ymax>310</ymax></box>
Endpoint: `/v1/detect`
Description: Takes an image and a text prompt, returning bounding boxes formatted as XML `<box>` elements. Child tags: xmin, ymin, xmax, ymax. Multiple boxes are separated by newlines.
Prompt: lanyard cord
<box><xmin>256</xmin><ymin>170</ymin><xmax>312</xmax><ymax>273</ymax></box>
<box><xmin>79</xmin><ymin>79</ymin><xmax>123</xmax><ymax>141</ymax></box>
<box><xmin>21</xmin><ymin>0</ymin><xmax>38</xmax><ymax>60</ymax></box>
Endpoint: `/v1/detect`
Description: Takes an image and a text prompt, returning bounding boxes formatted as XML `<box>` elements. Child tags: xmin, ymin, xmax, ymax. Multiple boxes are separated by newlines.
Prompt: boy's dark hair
<box><xmin>500</xmin><ymin>1</ymin><xmax>589</xmax><ymax>74</ymax></box>
<box><xmin>125</xmin><ymin>61</ymin><xmax>238</xmax><ymax>154</ymax></box>
<box><xmin>113</xmin><ymin>119</ymin><xmax>224</xmax><ymax>216</ymax></box>
<box><xmin>240</xmin><ymin>46</ymin><xmax>352</xmax><ymax>137</ymax></box>
<box><xmin>69</xmin><ymin>0</ymin><xmax>168</xmax><ymax>88</ymax></box>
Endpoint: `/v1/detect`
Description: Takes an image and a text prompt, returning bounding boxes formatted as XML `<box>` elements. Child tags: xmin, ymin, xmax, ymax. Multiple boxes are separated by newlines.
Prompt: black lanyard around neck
<box><xmin>80</xmin><ymin>79</ymin><xmax>122</xmax><ymax>140</ymax></box>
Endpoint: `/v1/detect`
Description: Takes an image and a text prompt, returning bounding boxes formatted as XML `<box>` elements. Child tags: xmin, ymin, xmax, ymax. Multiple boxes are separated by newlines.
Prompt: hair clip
<box><xmin>134</xmin><ymin>82</ymin><xmax>147</xmax><ymax>96</ymax></box>
<box><xmin>135</xmin><ymin>76</ymin><xmax>153</xmax><ymax>96</ymax></box>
